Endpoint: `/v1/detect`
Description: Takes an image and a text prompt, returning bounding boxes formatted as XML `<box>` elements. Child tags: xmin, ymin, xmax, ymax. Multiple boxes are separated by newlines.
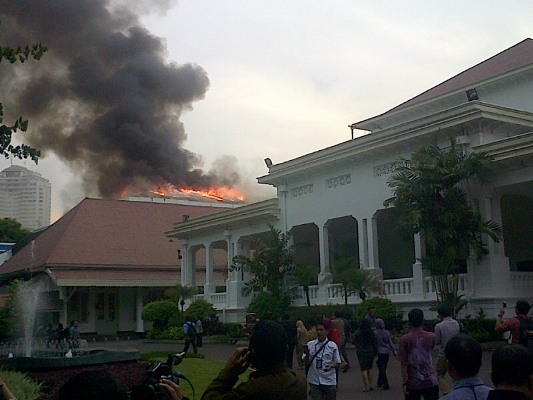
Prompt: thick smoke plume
<box><xmin>0</xmin><ymin>0</ymin><xmax>240</xmax><ymax>197</ymax></box>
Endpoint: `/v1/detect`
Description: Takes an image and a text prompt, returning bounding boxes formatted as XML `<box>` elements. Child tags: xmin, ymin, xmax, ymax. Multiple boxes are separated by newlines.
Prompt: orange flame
<box><xmin>149</xmin><ymin>184</ymin><xmax>245</xmax><ymax>202</ymax></box>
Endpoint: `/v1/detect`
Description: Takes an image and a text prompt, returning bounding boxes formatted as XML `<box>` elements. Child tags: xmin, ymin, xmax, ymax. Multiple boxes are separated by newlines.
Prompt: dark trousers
<box><xmin>404</xmin><ymin>385</ymin><xmax>439</xmax><ymax>400</ymax></box>
<box><xmin>286</xmin><ymin>344</ymin><xmax>295</xmax><ymax>368</ymax></box>
<box><xmin>183</xmin><ymin>336</ymin><xmax>197</xmax><ymax>354</ymax></box>
<box><xmin>376</xmin><ymin>353</ymin><xmax>390</xmax><ymax>389</ymax></box>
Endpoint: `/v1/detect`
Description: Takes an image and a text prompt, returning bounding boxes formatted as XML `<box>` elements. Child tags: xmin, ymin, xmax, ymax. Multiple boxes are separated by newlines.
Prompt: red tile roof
<box><xmin>390</xmin><ymin>38</ymin><xmax>533</xmax><ymax>112</ymax></box>
<box><xmin>0</xmin><ymin>198</ymin><xmax>231</xmax><ymax>277</ymax></box>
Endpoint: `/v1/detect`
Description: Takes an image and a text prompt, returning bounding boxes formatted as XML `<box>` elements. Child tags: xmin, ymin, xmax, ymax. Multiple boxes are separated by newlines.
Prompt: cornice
<box><xmin>166</xmin><ymin>198</ymin><xmax>280</xmax><ymax>238</ymax></box>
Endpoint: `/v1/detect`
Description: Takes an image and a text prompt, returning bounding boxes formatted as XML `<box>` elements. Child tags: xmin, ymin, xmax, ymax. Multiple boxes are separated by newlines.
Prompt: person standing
<box><xmin>398</xmin><ymin>308</ymin><xmax>439</xmax><ymax>400</ymax></box>
<box><xmin>440</xmin><ymin>334</ymin><xmax>492</xmax><ymax>400</ymax></box>
<box><xmin>495</xmin><ymin>300</ymin><xmax>531</xmax><ymax>345</ymax></box>
<box><xmin>182</xmin><ymin>316</ymin><xmax>198</xmax><ymax>354</ymax></box>
<box><xmin>434</xmin><ymin>306</ymin><xmax>461</xmax><ymax>396</ymax></box>
<box><xmin>374</xmin><ymin>318</ymin><xmax>397</xmax><ymax>390</ymax></box>
<box><xmin>295</xmin><ymin>320</ymin><xmax>310</xmax><ymax>370</ymax></box>
<box><xmin>281</xmin><ymin>314</ymin><xmax>297</xmax><ymax>368</ymax></box>
<box><xmin>196</xmin><ymin>316</ymin><xmax>204</xmax><ymax>347</ymax></box>
<box><xmin>364</xmin><ymin>306</ymin><xmax>377</xmax><ymax>328</ymax></box>
<box><xmin>70</xmin><ymin>320</ymin><xmax>81</xmax><ymax>348</ymax></box>
<box><xmin>332</xmin><ymin>311</ymin><xmax>351</xmax><ymax>373</ymax></box>
<box><xmin>304</xmin><ymin>321</ymin><xmax>341</xmax><ymax>400</ymax></box>
<box><xmin>353</xmin><ymin>318</ymin><xmax>378</xmax><ymax>392</ymax></box>
<box><xmin>202</xmin><ymin>320</ymin><xmax>307</xmax><ymax>400</ymax></box>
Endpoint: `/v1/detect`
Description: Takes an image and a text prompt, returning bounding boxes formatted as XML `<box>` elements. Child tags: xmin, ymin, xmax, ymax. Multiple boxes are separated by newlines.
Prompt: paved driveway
<box><xmin>94</xmin><ymin>339</ymin><xmax>496</xmax><ymax>400</ymax></box>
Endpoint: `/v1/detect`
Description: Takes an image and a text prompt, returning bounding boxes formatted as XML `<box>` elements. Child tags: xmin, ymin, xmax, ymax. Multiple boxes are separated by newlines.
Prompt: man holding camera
<box><xmin>201</xmin><ymin>320</ymin><xmax>307</xmax><ymax>400</ymax></box>
<box><xmin>495</xmin><ymin>300</ymin><xmax>531</xmax><ymax>345</ymax></box>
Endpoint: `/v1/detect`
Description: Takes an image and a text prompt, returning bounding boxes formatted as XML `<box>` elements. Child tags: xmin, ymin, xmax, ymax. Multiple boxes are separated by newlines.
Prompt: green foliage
<box><xmin>247</xmin><ymin>291</ymin><xmax>291</xmax><ymax>320</ymax></box>
<box><xmin>184</xmin><ymin>299</ymin><xmax>217</xmax><ymax>319</ymax></box>
<box><xmin>332</xmin><ymin>257</ymin><xmax>382</xmax><ymax>303</ymax></box>
<box><xmin>232</xmin><ymin>225</ymin><xmax>294</xmax><ymax>296</ymax></box>
<box><xmin>164</xmin><ymin>284</ymin><xmax>197</xmax><ymax>308</ymax></box>
<box><xmin>147</xmin><ymin>325</ymin><xmax>185</xmax><ymax>340</ymax></box>
<box><xmin>1</xmin><ymin>370</ymin><xmax>42</xmax><ymax>400</ymax></box>
<box><xmin>354</xmin><ymin>298</ymin><xmax>403</xmax><ymax>332</ymax></box>
<box><xmin>0</xmin><ymin>28</ymin><xmax>46</xmax><ymax>163</ymax></box>
<box><xmin>287</xmin><ymin>263</ymin><xmax>316</xmax><ymax>306</ymax></box>
<box><xmin>0</xmin><ymin>217</ymin><xmax>31</xmax><ymax>243</ymax></box>
<box><xmin>0</xmin><ymin>280</ymin><xmax>22</xmax><ymax>340</ymax></box>
<box><xmin>142</xmin><ymin>300</ymin><xmax>180</xmax><ymax>330</ymax></box>
<box><xmin>223</xmin><ymin>323</ymin><xmax>245</xmax><ymax>338</ymax></box>
<box><xmin>384</xmin><ymin>138</ymin><xmax>501</xmax><ymax>314</ymax></box>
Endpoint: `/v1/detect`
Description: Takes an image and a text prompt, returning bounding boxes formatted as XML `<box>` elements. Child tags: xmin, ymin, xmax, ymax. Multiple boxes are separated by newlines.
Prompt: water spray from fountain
<box><xmin>14</xmin><ymin>280</ymin><xmax>44</xmax><ymax>357</ymax></box>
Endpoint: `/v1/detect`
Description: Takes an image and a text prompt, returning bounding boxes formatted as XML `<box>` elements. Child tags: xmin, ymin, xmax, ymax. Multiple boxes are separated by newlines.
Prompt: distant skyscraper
<box><xmin>0</xmin><ymin>165</ymin><xmax>52</xmax><ymax>231</ymax></box>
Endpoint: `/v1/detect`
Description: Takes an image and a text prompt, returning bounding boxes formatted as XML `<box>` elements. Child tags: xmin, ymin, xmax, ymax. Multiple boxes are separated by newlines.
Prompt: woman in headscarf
<box><xmin>374</xmin><ymin>318</ymin><xmax>397</xmax><ymax>390</ymax></box>
<box><xmin>295</xmin><ymin>320</ymin><xmax>310</xmax><ymax>369</ymax></box>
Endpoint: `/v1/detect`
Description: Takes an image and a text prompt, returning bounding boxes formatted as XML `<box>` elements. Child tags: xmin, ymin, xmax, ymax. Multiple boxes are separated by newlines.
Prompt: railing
<box><xmin>381</xmin><ymin>278</ymin><xmax>412</xmax><ymax>296</ymax></box>
<box><xmin>510</xmin><ymin>271</ymin><xmax>533</xmax><ymax>289</ymax></box>
<box><xmin>424</xmin><ymin>274</ymin><xmax>467</xmax><ymax>295</ymax></box>
<box><xmin>209</xmin><ymin>293</ymin><xmax>227</xmax><ymax>306</ymax></box>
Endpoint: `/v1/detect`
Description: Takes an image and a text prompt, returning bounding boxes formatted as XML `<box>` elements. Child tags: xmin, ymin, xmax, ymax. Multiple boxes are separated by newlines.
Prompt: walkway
<box><xmin>94</xmin><ymin>339</ymin><xmax>496</xmax><ymax>400</ymax></box>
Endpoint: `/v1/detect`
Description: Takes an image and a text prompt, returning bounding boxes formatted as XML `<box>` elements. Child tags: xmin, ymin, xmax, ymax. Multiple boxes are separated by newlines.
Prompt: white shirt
<box><xmin>305</xmin><ymin>338</ymin><xmax>341</xmax><ymax>386</ymax></box>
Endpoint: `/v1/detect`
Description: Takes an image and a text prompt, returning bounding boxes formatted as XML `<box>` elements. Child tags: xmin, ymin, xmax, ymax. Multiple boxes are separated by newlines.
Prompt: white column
<box><xmin>317</xmin><ymin>222</ymin><xmax>331</xmax><ymax>303</ymax></box>
<box><xmin>472</xmin><ymin>194</ymin><xmax>511</xmax><ymax>300</ymax></box>
<box><xmin>135</xmin><ymin>287</ymin><xmax>144</xmax><ymax>333</ymax></box>
<box><xmin>412</xmin><ymin>233</ymin><xmax>427</xmax><ymax>300</ymax></box>
<box><xmin>180</xmin><ymin>239</ymin><xmax>193</xmax><ymax>286</ymax></box>
<box><xmin>226</xmin><ymin>232</ymin><xmax>251</xmax><ymax>310</ymax></box>
<box><xmin>359</xmin><ymin>218</ymin><xmax>369</xmax><ymax>268</ymax></box>
<box><xmin>204</xmin><ymin>242</ymin><xmax>215</xmax><ymax>297</ymax></box>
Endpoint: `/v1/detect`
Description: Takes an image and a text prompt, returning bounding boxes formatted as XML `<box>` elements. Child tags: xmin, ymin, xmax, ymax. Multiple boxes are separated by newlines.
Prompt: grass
<box><xmin>0</xmin><ymin>370</ymin><xmax>42</xmax><ymax>400</ymax></box>
<box><xmin>142</xmin><ymin>353</ymin><xmax>251</xmax><ymax>399</ymax></box>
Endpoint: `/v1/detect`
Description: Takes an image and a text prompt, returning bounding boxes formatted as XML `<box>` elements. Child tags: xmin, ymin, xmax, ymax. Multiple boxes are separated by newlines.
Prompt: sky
<box><xmin>2</xmin><ymin>0</ymin><xmax>533</xmax><ymax>223</ymax></box>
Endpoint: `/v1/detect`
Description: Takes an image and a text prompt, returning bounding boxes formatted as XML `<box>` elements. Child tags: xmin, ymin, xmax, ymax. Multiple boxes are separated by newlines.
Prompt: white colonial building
<box><xmin>167</xmin><ymin>39</ymin><xmax>533</xmax><ymax>322</ymax></box>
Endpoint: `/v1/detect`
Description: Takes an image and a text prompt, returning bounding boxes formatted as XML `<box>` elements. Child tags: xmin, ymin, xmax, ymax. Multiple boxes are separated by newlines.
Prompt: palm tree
<box><xmin>165</xmin><ymin>284</ymin><xmax>197</xmax><ymax>312</ymax></box>
<box><xmin>287</xmin><ymin>263</ymin><xmax>316</xmax><ymax>306</ymax></box>
<box><xmin>332</xmin><ymin>257</ymin><xmax>381</xmax><ymax>304</ymax></box>
<box><xmin>384</xmin><ymin>138</ymin><xmax>501</xmax><ymax>315</ymax></box>
<box><xmin>232</xmin><ymin>225</ymin><xmax>295</xmax><ymax>296</ymax></box>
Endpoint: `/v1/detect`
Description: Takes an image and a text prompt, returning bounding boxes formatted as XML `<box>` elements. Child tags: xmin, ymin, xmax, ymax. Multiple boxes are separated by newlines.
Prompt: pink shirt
<box><xmin>398</xmin><ymin>327</ymin><xmax>438</xmax><ymax>390</ymax></box>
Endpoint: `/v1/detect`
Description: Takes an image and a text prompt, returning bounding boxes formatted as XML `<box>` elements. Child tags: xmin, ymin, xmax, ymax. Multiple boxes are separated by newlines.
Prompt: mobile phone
<box><xmin>502</xmin><ymin>302</ymin><xmax>506</xmax><ymax>308</ymax></box>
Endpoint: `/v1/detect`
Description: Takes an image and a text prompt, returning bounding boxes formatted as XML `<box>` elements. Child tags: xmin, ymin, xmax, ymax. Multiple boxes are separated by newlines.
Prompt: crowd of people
<box><xmin>1</xmin><ymin>301</ymin><xmax>531</xmax><ymax>400</ymax></box>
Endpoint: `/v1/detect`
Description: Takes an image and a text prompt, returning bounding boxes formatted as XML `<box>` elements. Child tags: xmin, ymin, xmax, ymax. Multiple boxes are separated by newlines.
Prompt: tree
<box><xmin>232</xmin><ymin>225</ymin><xmax>294</xmax><ymax>296</ymax></box>
<box><xmin>287</xmin><ymin>263</ymin><xmax>315</xmax><ymax>306</ymax></box>
<box><xmin>384</xmin><ymin>138</ymin><xmax>501</xmax><ymax>315</ymax></box>
<box><xmin>332</xmin><ymin>257</ymin><xmax>382</xmax><ymax>304</ymax></box>
<box><xmin>164</xmin><ymin>284</ymin><xmax>197</xmax><ymax>312</ymax></box>
<box><xmin>0</xmin><ymin>218</ymin><xmax>30</xmax><ymax>243</ymax></box>
<box><xmin>1</xmin><ymin>28</ymin><xmax>46</xmax><ymax>163</ymax></box>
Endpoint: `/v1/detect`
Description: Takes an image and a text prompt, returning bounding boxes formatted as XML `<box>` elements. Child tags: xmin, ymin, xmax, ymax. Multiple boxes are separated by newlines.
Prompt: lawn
<box><xmin>141</xmin><ymin>353</ymin><xmax>251</xmax><ymax>399</ymax></box>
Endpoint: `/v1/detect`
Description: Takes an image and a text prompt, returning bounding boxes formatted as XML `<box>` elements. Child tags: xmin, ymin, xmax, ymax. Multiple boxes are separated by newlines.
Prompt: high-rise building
<box><xmin>0</xmin><ymin>165</ymin><xmax>51</xmax><ymax>231</ymax></box>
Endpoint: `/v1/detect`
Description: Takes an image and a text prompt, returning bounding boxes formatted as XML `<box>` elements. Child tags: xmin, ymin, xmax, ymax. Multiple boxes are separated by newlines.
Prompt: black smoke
<box><xmin>0</xmin><ymin>0</ymin><xmax>240</xmax><ymax>197</ymax></box>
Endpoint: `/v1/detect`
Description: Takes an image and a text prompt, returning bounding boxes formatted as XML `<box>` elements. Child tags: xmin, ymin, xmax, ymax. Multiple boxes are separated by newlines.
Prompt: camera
<box><xmin>130</xmin><ymin>353</ymin><xmax>185</xmax><ymax>400</ymax></box>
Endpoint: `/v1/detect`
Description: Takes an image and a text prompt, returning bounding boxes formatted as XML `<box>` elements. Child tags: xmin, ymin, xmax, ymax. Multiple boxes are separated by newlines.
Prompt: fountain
<box><xmin>0</xmin><ymin>280</ymin><xmax>139</xmax><ymax>372</ymax></box>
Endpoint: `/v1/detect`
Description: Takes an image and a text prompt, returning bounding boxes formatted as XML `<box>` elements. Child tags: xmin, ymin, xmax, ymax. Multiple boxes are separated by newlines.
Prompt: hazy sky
<box><xmin>2</xmin><ymin>1</ymin><xmax>532</xmax><ymax>222</ymax></box>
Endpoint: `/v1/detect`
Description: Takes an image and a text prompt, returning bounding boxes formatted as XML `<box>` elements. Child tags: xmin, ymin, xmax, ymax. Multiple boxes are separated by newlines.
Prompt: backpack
<box><xmin>186</xmin><ymin>321</ymin><xmax>197</xmax><ymax>338</ymax></box>
<box><xmin>516</xmin><ymin>315</ymin><xmax>533</xmax><ymax>347</ymax></box>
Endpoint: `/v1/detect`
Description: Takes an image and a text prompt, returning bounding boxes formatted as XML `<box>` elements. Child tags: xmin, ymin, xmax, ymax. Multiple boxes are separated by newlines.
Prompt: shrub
<box><xmin>147</xmin><ymin>325</ymin><xmax>185</xmax><ymax>340</ymax></box>
<box><xmin>142</xmin><ymin>300</ymin><xmax>180</xmax><ymax>330</ymax></box>
<box><xmin>223</xmin><ymin>323</ymin><xmax>245</xmax><ymax>338</ymax></box>
<box><xmin>184</xmin><ymin>299</ymin><xmax>217</xmax><ymax>319</ymax></box>
<box><xmin>247</xmin><ymin>292</ymin><xmax>291</xmax><ymax>320</ymax></box>
<box><xmin>354</xmin><ymin>298</ymin><xmax>403</xmax><ymax>333</ymax></box>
